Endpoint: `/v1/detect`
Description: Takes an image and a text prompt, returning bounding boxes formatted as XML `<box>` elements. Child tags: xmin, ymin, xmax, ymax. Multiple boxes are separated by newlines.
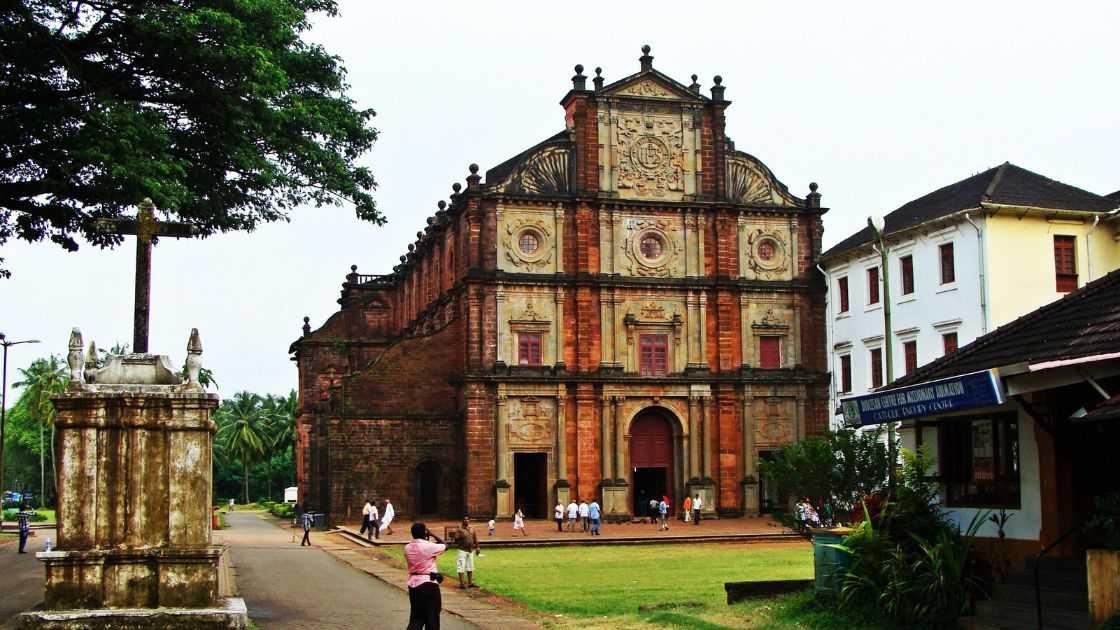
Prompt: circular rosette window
<box><xmin>748</xmin><ymin>231</ymin><xmax>788</xmax><ymax>273</ymax></box>
<box><xmin>507</xmin><ymin>222</ymin><xmax>551</xmax><ymax>267</ymax></box>
<box><xmin>635</xmin><ymin>229</ymin><xmax>670</xmax><ymax>267</ymax></box>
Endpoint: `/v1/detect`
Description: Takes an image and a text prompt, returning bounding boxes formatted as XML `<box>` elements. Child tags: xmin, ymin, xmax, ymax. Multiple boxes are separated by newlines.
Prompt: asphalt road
<box><xmin>220</xmin><ymin>512</ymin><xmax>475</xmax><ymax>629</ymax></box>
<box><xmin>0</xmin><ymin>528</ymin><xmax>54</xmax><ymax>627</ymax></box>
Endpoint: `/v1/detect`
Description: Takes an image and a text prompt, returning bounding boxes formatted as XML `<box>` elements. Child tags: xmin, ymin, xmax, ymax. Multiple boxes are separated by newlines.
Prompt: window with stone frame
<box><xmin>839</xmin><ymin>354</ymin><xmax>852</xmax><ymax>393</ymax></box>
<box><xmin>900</xmin><ymin>255</ymin><xmax>914</xmax><ymax>295</ymax></box>
<box><xmin>638</xmin><ymin>333</ymin><xmax>669</xmax><ymax>376</ymax></box>
<box><xmin>939</xmin><ymin>413</ymin><xmax>1020</xmax><ymax>509</ymax></box>
<box><xmin>939</xmin><ymin>242</ymin><xmax>955</xmax><ymax>284</ymax></box>
<box><xmin>870</xmin><ymin>347</ymin><xmax>883</xmax><ymax>388</ymax></box>
<box><xmin>758</xmin><ymin>336</ymin><xmax>781</xmax><ymax>369</ymax></box>
<box><xmin>867</xmin><ymin>267</ymin><xmax>880</xmax><ymax>305</ymax></box>
<box><xmin>518</xmin><ymin>332</ymin><xmax>543</xmax><ymax>366</ymax></box>
<box><xmin>837</xmin><ymin>276</ymin><xmax>849</xmax><ymax>313</ymax></box>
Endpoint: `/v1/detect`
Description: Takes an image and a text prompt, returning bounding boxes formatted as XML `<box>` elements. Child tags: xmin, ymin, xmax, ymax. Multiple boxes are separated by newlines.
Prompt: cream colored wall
<box><xmin>739</xmin><ymin>216</ymin><xmax>795</xmax><ymax>282</ymax></box>
<box><xmin>497</xmin><ymin>205</ymin><xmax>563</xmax><ymax>274</ymax></box>
<box><xmin>985</xmin><ymin>213</ymin><xmax>1120</xmax><ymax>328</ymax></box>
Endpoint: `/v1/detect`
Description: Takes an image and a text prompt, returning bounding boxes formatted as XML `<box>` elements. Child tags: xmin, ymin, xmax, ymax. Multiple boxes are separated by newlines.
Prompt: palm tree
<box><xmin>13</xmin><ymin>356</ymin><xmax>68</xmax><ymax>508</ymax></box>
<box><xmin>215</xmin><ymin>392</ymin><xmax>268</xmax><ymax>504</ymax></box>
<box><xmin>259</xmin><ymin>391</ymin><xmax>297</xmax><ymax>500</ymax></box>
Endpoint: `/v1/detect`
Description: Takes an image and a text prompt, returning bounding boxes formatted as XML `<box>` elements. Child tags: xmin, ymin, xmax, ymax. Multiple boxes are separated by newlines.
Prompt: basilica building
<box><xmin>291</xmin><ymin>46</ymin><xmax>830</xmax><ymax>523</ymax></box>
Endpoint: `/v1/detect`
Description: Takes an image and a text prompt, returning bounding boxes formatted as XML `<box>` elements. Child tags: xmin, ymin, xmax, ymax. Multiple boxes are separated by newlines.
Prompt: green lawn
<box><xmin>382</xmin><ymin>542</ymin><xmax>883</xmax><ymax>629</ymax></box>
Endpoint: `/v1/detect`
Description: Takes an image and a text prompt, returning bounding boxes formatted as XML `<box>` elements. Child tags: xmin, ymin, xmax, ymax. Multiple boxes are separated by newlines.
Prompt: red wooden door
<box><xmin>630</xmin><ymin>412</ymin><xmax>674</xmax><ymax>506</ymax></box>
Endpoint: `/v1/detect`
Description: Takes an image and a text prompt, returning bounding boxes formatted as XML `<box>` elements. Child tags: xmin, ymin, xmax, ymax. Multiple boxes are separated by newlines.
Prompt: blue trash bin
<box><xmin>810</xmin><ymin>527</ymin><xmax>853</xmax><ymax>596</ymax></box>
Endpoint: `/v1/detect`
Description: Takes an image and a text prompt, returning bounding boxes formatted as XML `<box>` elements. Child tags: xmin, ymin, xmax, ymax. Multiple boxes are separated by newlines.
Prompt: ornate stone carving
<box><xmin>616</xmin><ymin>79</ymin><xmax>678</xmax><ymax>99</ymax></box>
<box><xmin>503</xmin><ymin>217</ymin><xmax>554</xmax><ymax>270</ymax></box>
<box><xmin>755</xmin><ymin>398</ymin><xmax>794</xmax><ymax>444</ymax></box>
<box><xmin>639</xmin><ymin>302</ymin><xmax>667</xmax><ymax>320</ymax></box>
<box><xmin>622</xmin><ymin>217</ymin><xmax>681</xmax><ymax>277</ymax></box>
<box><xmin>744</xmin><ymin>228</ymin><xmax>789</xmax><ymax>279</ymax></box>
<box><xmin>727</xmin><ymin>153</ymin><xmax>803</xmax><ymax>207</ymax></box>
<box><xmin>491</xmin><ymin>146</ymin><xmax>570</xmax><ymax>195</ymax></box>
<box><xmin>508</xmin><ymin>397</ymin><xmax>553</xmax><ymax>447</ymax></box>
<box><xmin>616</xmin><ymin>115</ymin><xmax>684</xmax><ymax>198</ymax></box>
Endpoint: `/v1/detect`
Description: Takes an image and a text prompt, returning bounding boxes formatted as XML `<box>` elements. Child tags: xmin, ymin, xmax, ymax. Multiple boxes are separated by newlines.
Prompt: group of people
<box><xmin>646</xmin><ymin>493</ymin><xmax>705</xmax><ymax>530</ymax></box>
<box><xmin>358</xmin><ymin>497</ymin><xmax>396</xmax><ymax>541</ymax></box>
<box><xmin>554</xmin><ymin>498</ymin><xmax>602</xmax><ymax>535</ymax></box>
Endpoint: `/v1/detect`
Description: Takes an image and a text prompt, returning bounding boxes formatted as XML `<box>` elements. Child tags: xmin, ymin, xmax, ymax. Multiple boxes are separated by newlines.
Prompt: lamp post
<box><xmin>866</xmin><ymin>217</ymin><xmax>897</xmax><ymax>497</ymax></box>
<box><xmin>0</xmin><ymin>333</ymin><xmax>41</xmax><ymax>506</ymax></box>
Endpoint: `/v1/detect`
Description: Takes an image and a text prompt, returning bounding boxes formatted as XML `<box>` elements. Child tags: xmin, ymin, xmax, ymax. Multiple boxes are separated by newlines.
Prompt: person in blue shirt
<box><xmin>300</xmin><ymin>508</ymin><xmax>314</xmax><ymax>546</ymax></box>
<box><xmin>16</xmin><ymin>504</ymin><xmax>35</xmax><ymax>553</ymax></box>
<box><xmin>588</xmin><ymin>500</ymin><xmax>602</xmax><ymax>536</ymax></box>
<box><xmin>658</xmin><ymin>497</ymin><xmax>669</xmax><ymax>531</ymax></box>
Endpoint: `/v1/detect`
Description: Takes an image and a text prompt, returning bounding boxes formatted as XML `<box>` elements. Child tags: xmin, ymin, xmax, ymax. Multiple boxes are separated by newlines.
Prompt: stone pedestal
<box><xmin>19</xmin><ymin>329</ymin><xmax>245</xmax><ymax>629</ymax></box>
<box><xmin>495</xmin><ymin>482</ymin><xmax>512</xmax><ymax>518</ymax></box>
<box><xmin>601</xmin><ymin>480</ymin><xmax>629</xmax><ymax>520</ymax></box>
<box><xmin>688</xmin><ymin>480</ymin><xmax>717</xmax><ymax>518</ymax></box>
<box><xmin>554</xmin><ymin>481</ymin><xmax>570</xmax><ymax>511</ymax></box>
<box><xmin>741</xmin><ymin>477</ymin><xmax>760</xmax><ymax>517</ymax></box>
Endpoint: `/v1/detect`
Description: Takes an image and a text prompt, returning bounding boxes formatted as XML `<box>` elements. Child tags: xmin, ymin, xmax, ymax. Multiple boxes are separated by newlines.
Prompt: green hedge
<box><xmin>2</xmin><ymin>508</ymin><xmax>48</xmax><ymax>522</ymax></box>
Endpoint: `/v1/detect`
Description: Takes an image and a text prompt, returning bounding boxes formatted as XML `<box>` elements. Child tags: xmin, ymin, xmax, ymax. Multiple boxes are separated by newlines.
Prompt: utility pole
<box><xmin>0</xmin><ymin>334</ymin><xmax>41</xmax><ymax>506</ymax></box>
<box><xmin>867</xmin><ymin>217</ymin><xmax>897</xmax><ymax>497</ymax></box>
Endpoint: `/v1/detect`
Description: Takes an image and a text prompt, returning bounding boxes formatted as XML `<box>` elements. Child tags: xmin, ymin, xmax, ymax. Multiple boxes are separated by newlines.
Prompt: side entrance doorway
<box><xmin>416</xmin><ymin>460</ymin><xmax>441</xmax><ymax>516</ymax></box>
<box><xmin>630</xmin><ymin>411</ymin><xmax>674</xmax><ymax>517</ymax></box>
<box><xmin>514</xmin><ymin>452</ymin><xmax>548</xmax><ymax>518</ymax></box>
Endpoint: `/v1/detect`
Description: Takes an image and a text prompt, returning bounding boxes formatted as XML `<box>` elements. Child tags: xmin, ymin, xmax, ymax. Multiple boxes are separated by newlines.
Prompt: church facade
<box><xmin>291</xmin><ymin>47</ymin><xmax>830</xmax><ymax>523</ymax></box>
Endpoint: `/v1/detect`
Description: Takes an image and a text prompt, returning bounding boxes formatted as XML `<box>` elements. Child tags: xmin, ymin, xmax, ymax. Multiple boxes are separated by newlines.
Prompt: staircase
<box><xmin>961</xmin><ymin>556</ymin><xmax>1090</xmax><ymax>630</ymax></box>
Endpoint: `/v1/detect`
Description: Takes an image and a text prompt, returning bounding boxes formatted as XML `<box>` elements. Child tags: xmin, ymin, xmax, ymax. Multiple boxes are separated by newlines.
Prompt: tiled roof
<box><xmin>1079</xmin><ymin>394</ymin><xmax>1120</xmax><ymax>423</ymax></box>
<box><xmin>821</xmin><ymin>163</ymin><xmax>1116</xmax><ymax>260</ymax></box>
<box><xmin>888</xmin><ymin>268</ymin><xmax>1120</xmax><ymax>388</ymax></box>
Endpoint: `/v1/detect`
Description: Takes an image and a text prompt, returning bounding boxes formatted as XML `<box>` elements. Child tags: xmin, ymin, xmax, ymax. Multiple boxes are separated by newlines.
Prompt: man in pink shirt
<box><xmin>404</xmin><ymin>522</ymin><xmax>447</xmax><ymax>629</ymax></box>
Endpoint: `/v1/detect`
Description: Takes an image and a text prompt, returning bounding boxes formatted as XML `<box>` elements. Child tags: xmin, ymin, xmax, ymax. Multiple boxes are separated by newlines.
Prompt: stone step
<box><xmin>992</xmin><ymin>583</ymin><xmax>1088</xmax><ymax>611</ymax></box>
<box><xmin>1004</xmin><ymin>569</ymin><xmax>1087</xmax><ymax>592</ymax></box>
<box><xmin>974</xmin><ymin>600</ymin><xmax>1090</xmax><ymax>630</ymax></box>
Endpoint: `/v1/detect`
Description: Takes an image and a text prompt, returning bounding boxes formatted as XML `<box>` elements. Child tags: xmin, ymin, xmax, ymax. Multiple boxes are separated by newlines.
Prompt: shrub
<box><xmin>1087</xmin><ymin>492</ymin><xmax>1120</xmax><ymax>550</ymax></box>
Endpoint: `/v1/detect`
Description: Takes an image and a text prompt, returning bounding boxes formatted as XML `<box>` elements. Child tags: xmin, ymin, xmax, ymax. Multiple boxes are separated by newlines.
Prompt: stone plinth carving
<box><xmin>20</xmin><ymin>328</ymin><xmax>246</xmax><ymax>629</ymax></box>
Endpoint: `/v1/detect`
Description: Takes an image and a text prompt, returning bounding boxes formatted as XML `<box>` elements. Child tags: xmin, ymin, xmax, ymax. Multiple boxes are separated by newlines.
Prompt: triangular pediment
<box><xmin>602</xmin><ymin>70</ymin><xmax>706</xmax><ymax>102</ymax></box>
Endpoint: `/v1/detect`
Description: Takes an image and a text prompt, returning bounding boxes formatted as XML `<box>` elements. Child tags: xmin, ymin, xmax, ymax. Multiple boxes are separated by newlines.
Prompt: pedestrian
<box><xmin>300</xmin><ymin>508</ymin><xmax>314</xmax><ymax>546</ymax></box>
<box><xmin>16</xmin><ymin>503</ymin><xmax>34</xmax><ymax>553</ymax></box>
<box><xmin>359</xmin><ymin>498</ymin><xmax>373</xmax><ymax>539</ymax></box>
<box><xmin>228</xmin><ymin>497</ymin><xmax>235</xmax><ymax>512</ymax></box>
<box><xmin>380</xmin><ymin>498</ymin><xmax>395</xmax><ymax>536</ymax></box>
<box><xmin>692</xmin><ymin>494</ymin><xmax>702</xmax><ymax>525</ymax></box>
<box><xmin>512</xmin><ymin>507</ymin><xmax>527</xmax><ymax>536</ymax></box>
<box><xmin>554</xmin><ymin>501</ymin><xmax>564</xmax><ymax>532</ymax></box>
<box><xmin>589</xmin><ymin>499</ymin><xmax>601</xmax><ymax>535</ymax></box>
<box><xmin>566</xmin><ymin>499</ymin><xmax>578</xmax><ymax>532</ymax></box>
<box><xmin>682</xmin><ymin>495</ymin><xmax>692</xmax><ymax>523</ymax></box>
<box><xmin>487</xmin><ymin>518</ymin><xmax>495</xmax><ymax>536</ymax></box>
<box><xmin>578</xmin><ymin>499</ymin><xmax>589</xmax><ymax>532</ymax></box>
<box><xmin>454</xmin><ymin>516</ymin><xmax>481</xmax><ymax>589</ymax></box>
<box><xmin>648</xmin><ymin>498</ymin><xmax>658</xmax><ymax>524</ymax></box>
<box><xmin>405</xmin><ymin>522</ymin><xmax>447</xmax><ymax>630</ymax></box>
<box><xmin>369</xmin><ymin>498</ymin><xmax>381</xmax><ymax>540</ymax></box>
<box><xmin>658</xmin><ymin>496</ymin><xmax>670</xmax><ymax>531</ymax></box>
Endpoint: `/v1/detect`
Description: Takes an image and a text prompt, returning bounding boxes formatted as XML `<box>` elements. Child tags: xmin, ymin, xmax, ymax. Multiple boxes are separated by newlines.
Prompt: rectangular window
<box><xmin>837</xmin><ymin>277</ymin><xmax>849</xmax><ymax>313</ymax></box>
<box><xmin>517</xmin><ymin>333</ymin><xmax>542</xmax><ymax>366</ymax></box>
<box><xmin>839</xmin><ymin>355</ymin><xmax>852</xmax><ymax>393</ymax></box>
<box><xmin>1054</xmin><ymin>235</ymin><xmax>1077</xmax><ymax>292</ymax></box>
<box><xmin>904</xmin><ymin>340</ymin><xmax>917</xmax><ymax>375</ymax></box>
<box><xmin>759</xmin><ymin>336</ymin><xmax>781</xmax><ymax>369</ymax></box>
<box><xmin>943</xmin><ymin>332</ymin><xmax>958</xmax><ymax>356</ymax></box>
<box><xmin>870</xmin><ymin>348</ymin><xmax>883</xmax><ymax>388</ymax></box>
<box><xmin>639</xmin><ymin>334</ymin><xmax>668</xmax><ymax>376</ymax></box>
<box><xmin>867</xmin><ymin>267</ymin><xmax>880</xmax><ymax>305</ymax></box>
<box><xmin>939</xmin><ymin>243</ymin><xmax>955</xmax><ymax>284</ymax></box>
<box><xmin>900</xmin><ymin>255</ymin><xmax>914</xmax><ymax>295</ymax></box>
<box><xmin>939</xmin><ymin>414</ymin><xmax>1020</xmax><ymax>508</ymax></box>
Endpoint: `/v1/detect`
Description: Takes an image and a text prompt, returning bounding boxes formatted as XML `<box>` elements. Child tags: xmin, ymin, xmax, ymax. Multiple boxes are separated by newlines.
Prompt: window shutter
<box><xmin>940</xmin><ymin>243</ymin><xmax>955</xmax><ymax>284</ymax></box>
<box><xmin>900</xmin><ymin>256</ymin><xmax>914</xmax><ymax>295</ymax></box>
<box><xmin>759</xmin><ymin>336</ymin><xmax>781</xmax><ymax>369</ymax></box>
<box><xmin>942</xmin><ymin>332</ymin><xmax>958</xmax><ymax>356</ymax></box>
<box><xmin>1054</xmin><ymin>236</ymin><xmax>1077</xmax><ymax>292</ymax></box>
<box><xmin>904</xmin><ymin>341</ymin><xmax>917</xmax><ymax>375</ymax></box>
<box><xmin>639</xmin><ymin>334</ymin><xmax>668</xmax><ymax>376</ymax></box>
<box><xmin>838</xmin><ymin>277</ymin><xmax>849</xmax><ymax>313</ymax></box>
<box><xmin>840</xmin><ymin>355</ymin><xmax>852</xmax><ymax>393</ymax></box>
<box><xmin>868</xmin><ymin>267</ymin><xmax>880</xmax><ymax>304</ymax></box>
<box><xmin>870</xmin><ymin>348</ymin><xmax>883</xmax><ymax>388</ymax></box>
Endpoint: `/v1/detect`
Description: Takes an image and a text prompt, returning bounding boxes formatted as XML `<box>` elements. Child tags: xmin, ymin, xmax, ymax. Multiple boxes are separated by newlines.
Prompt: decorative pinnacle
<box><xmin>593</xmin><ymin>66</ymin><xmax>605</xmax><ymax>91</ymax></box>
<box><xmin>574</xmin><ymin>64</ymin><xmax>584</xmax><ymax>74</ymax></box>
<box><xmin>407</xmin><ymin>244</ymin><xmax>415</xmax><ymax>252</ymax></box>
<box><xmin>809</xmin><ymin>182</ymin><xmax>819</xmax><ymax>192</ymax></box>
<box><xmin>302</xmin><ymin>316</ymin><xmax>311</xmax><ymax>337</ymax></box>
<box><xmin>452</xmin><ymin>182</ymin><xmax>462</xmax><ymax>193</ymax></box>
<box><xmin>187</xmin><ymin>327</ymin><xmax>203</xmax><ymax>354</ymax></box>
<box><xmin>714</xmin><ymin>75</ymin><xmax>723</xmax><ymax>85</ymax></box>
<box><xmin>399</xmin><ymin>255</ymin><xmax>407</xmax><ymax>263</ymax></box>
<box><xmin>642</xmin><ymin>44</ymin><xmax>651</xmax><ymax>54</ymax></box>
<box><xmin>468</xmin><ymin>163</ymin><xmax>479</xmax><ymax>174</ymax></box>
<box><xmin>437</xmin><ymin>200</ymin><xmax>447</xmax><ymax>211</ymax></box>
<box><xmin>639</xmin><ymin>44</ymin><xmax>654</xmax><ymax>71</ymax></box>
<box><xmin>350</xmin><ymin>264</ymin><xmax>357</xmax><ymax>272</ymax></box>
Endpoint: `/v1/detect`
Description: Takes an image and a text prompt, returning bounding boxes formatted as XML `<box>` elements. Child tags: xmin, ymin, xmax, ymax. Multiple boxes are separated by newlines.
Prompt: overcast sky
<box><xmin>2</xmin><ymin>0</ymin><xmax>1117</xmax><ymax>398</ymax></box>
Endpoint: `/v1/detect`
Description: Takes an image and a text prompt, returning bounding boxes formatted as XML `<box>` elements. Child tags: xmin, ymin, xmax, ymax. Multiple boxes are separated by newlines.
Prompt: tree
<box><xmin>258</xmin><ymin>390</ymin><xmax>296</xmax><ymax>500</ymax></box>
<box><xmin>12</xmin><ymin>355</ymin><xmax>69</xmax><ymax>507</ymax></box>
<box><xmin>215</xmin><ymin>392</ymin><xmax>269</xmax><ymax>504</ymax></box>
<box><xmin>0</xmin><ymin>1</ymin><xmax>380</xmax><ymax>277</ymax></box>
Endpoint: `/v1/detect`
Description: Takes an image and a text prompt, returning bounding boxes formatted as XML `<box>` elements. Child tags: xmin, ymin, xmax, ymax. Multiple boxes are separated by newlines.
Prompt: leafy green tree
<box><xmin>12</xmin><ymin>356</ymin><xmax>68</xmax><ymax>507</ymax></box>
<box><xmin>258</xmin><ymin>390</ymin><xmax>296</xmax><ymax>499</ymax></box>
<box><xmin>215</xmin><ymin>392</ymin><xmax>269</xmax><ymax>504</ymax></box>
<box><xmin>0</xmin><ymin>0</ymin><xmax>380</xmax><ymax>277</ymax></box>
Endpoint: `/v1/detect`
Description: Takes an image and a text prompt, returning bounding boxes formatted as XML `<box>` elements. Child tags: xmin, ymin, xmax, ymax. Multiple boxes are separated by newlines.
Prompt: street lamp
<box><xmin>1</xmin><ymin>333</ymin><xmax>41</xmax><ymax>506</ymax></box>
<box><xmin>866</xmin><ymin>217</ymin><xmax>897</xmax><ymax>497</ymax></box>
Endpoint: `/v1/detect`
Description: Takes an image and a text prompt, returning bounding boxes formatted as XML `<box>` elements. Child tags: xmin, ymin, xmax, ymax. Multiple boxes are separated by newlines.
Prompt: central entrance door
<box><xmin>514</xmin><ymin>453</ymin><xmax>548</xmax><ymax>518</ymax></box>
<box><xmin>630</xmin><ymin>411</ymin><xmax>674</xmax><ymax>517</ymax></box>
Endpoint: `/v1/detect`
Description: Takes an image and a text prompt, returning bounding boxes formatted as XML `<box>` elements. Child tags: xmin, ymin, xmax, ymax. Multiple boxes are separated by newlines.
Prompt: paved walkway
<box><xmin>217</xmin><ymin>512</ymin><xmax>477</xmax><ymax>629</ymax></box>
<box><xmin>0</xmin><ymin>528</ymin><xmax>55</xmax><ymax>628</ymax></box>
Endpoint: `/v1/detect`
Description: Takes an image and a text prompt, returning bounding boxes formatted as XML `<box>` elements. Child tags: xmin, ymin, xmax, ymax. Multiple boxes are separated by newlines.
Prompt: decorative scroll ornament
<box><xmin>616</xmin><ymin>115</ymin><xmax>685</xmax><ymax>198</ymax></box>
<box><xmin>502</xmin><ymin>218</ymin><xmax>553</xmax><ymax>269</ymax></box>
<box><xmin>521</xmin><ymin>302</ymin><xmax>545</xmax><ymax>322</ymax></box>
<box><xmin>726</xmin><ymin>153</ymin><xmax>803</xmax><ymax>207</ymax></box>
<box><xmin>639</xmin><ymin>302</ymin><xmax>667</xmax><ymax>320</ymax></box>
<box><xmin>622</xmin><ymin>218</ymin><xmax>681</xmax><ymax>277</ymax></box>
<box><xmin>744</xmin><ymin>228</ymin><xmax>789</xmax><ymax>279</ymax></box>
<box><xmin>491</xmin><ymin>146</ymin><xmax>571</xmax><ymax>195</ymax></box>
<box><xmin>508</xmin><ymin>397</ymin><xmax>552</xmax><ymax>446</ymax></box>
<box><xmin>616</xmin><ymin>79</ymin><xmax>679</xmax><ymax>99</ymax></box>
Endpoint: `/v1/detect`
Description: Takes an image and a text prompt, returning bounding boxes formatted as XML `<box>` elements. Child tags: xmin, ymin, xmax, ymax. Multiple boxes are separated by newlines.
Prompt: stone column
<box><xmin>742</xmin><ymin>390</ymin><xmax>759</xmax><ymax>516</ymax></box>
<box><xmin>556</xmin><ymin>387</ymin><xmax>567</xmax><ymax>480</ymax></box>
<box><xmin>613</xmin><ymin>397</ymin><xmax>626</xmax><ymax>480</ymax></box>
<box><xmin>495</xmin><ymin>286</ymin><xmax>506</xmax><ymax>365</ymax></box>
<box><xmin>554</xmin><ymin>288</ymin><xmax>565</xmax><ymax>368</ymax></box>
<box><xmin>554</xmin><ymin>203</ymin><xmax>564</xmax><ymax>273</ymax></box>
<box><xmin>688</xmin><ymin>396</ymin><xmax>701</xmax><ymax>480</ymax></box>
<box><xmin>600</xmin><ymin>395</ymin><xmax>612</xmax><ymax>481</ymax></box>
<box><xmin>701</xmin><ymin>395</ymin><xmax>713</xmax><ymax>479</ymax></box>
<box><xmin>496</xmin><ymin>392</ymin><xmax>509</xmax><ymax>481</ymax></box>
<box><xmin>698</xmin><ymin>291</ymin><xmax>709</xmax><ymax>368</ymax></box>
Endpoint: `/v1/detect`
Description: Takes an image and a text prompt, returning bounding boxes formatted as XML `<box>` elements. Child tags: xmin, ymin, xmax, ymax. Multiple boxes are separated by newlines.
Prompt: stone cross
<box><xmin>95</xmin><ymin>199</ymin><xmax>198</xmax><ymax>353</ymax></box>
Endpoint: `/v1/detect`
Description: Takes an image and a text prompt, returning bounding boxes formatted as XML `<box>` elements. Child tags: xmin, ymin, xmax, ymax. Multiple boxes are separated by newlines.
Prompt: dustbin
<box><xmin>810</xmin><ymin>527</ymin><xmax>853</xmax><ymax>596</ymax></box>
<box><xmin>313</xmin><ymin>513</ymin><xmax>327</xmax><ymax>530</ymax></box>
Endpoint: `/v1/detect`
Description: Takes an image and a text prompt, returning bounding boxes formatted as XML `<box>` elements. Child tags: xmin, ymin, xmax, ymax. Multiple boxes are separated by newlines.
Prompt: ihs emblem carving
<box><xmin>616</xmin><ymin>115</ymin><xmax>684</xmax><ymax>198</ymax></box>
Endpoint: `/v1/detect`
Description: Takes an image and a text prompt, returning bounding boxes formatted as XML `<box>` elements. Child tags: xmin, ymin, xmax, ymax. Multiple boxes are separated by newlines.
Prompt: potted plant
<box><xmin>1087</xmin><ymin>492</ymin><xmax>1120</xmax><ymax>628</ymax></box>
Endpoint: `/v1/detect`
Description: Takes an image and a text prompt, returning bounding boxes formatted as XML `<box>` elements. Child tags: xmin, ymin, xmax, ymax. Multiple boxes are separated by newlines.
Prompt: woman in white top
<box><xmin>379</xmin><ymin>499</ymin><xmax>395</xmax><ymax>535</ymax></box>
<box><xmin>513</xmin><ymin>508</ymin><xmax>527</xmax><ymax>536</ymax></box>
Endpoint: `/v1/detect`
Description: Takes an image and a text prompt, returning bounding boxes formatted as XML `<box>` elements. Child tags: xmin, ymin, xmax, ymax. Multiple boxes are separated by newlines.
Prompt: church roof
<box><xmin>888</xmin><ymin>266</ymin><xmax>1120</xmax><ymax>388</ymax></box>
<box><xmin>1106</xmin><ymin>190</ymin><xmax>1120</xmax><ymax>203</ymax></box>
<box><xmin>821</xmin><ymin>162</ymin><xmax>1116</xmax><ymax>260</ymax></box>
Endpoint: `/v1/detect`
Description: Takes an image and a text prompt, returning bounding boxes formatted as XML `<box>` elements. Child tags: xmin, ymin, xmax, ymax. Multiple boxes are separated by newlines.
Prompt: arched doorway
<box><xmin>629</xmin><ymin>411</ymin><xmax>675</xmax><ymax>517</ymax></box>
<box><xmin>416</xmin><ymin>461</ymin><xmax>440</xmax><ymax>516</ymax></box>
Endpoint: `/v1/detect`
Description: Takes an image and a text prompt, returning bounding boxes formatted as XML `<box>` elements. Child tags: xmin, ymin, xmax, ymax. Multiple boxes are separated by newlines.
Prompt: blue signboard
<box><xmin>840</xmin><ymin>369</ymin><xmax>1005</xmax><ymax>427</ymax></box>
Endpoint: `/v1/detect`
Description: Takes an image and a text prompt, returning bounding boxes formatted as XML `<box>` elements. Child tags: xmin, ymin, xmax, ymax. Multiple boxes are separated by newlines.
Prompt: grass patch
<box><xmin>218</xmin><ymin>503</ymin><xmax>267</xmax><ymax>513</ymax></box>
<box><xmin>380</xmin><ymin>542</ymin><xmax>879</xmax><ymax>628</ymax></box>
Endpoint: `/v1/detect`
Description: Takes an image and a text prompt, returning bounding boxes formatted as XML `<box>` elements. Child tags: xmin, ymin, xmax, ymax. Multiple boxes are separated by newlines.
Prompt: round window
<box><xmin>518</xmin><ymin>231</ymin><xmax>539</xmax><ymax>254</ymax></box>
<box><xmin>757</xmin><ymin>240</ymin><xmax>775</xmax><ymax>261</ymax></box>
<box><xmin>639</xmin><ymin>234</ymin><xmax>664</xmax><ymax>260</ymax></box>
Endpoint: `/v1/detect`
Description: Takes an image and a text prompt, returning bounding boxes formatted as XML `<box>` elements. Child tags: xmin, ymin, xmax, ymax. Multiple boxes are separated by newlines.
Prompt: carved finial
<box><xmin>713</xmin><ymin>75</ymin><xmax>723</xmax><ymax>85</ymax></box>
<box><xmin>809</xmin><ymin>182</ymin><xmax>818</xmax><ymax>192</ymax></box>
<box><xmin>468</xmin><ymin>163</ymin><xmax>479</xmax><ymax>174</ymax></box>
<box><xmin>807</xmin><ymin>182</ymin><xmax>822</xmax><ymax>208</ymax></box>
<box><xmin>711</xmin><ymin>75</ymin><xmax>726</xmax><ymax>102</ymax></box>
<box><xmin>688</xmin><ymin>74</ymin><xmax>700</xmax><ymax>94</ymax></box>
<box><xmin>426</xmin><ymin>216</ymin><xmax>435</xmax><ymax>226</ymax></box>
<box><xmin>185</xmin><ymin>328</ymin><xmax>203</xmax><ymax>387</ymax></box>
<box><xmin>593</xmin><ymin>67</ymin><xmax>604</xmax><ymax>91</ymax></box>
<box><xmin>437</xmin><ymin>200</ymin><xmax>447</xmax><ymax>211</ymax></box>
<box><xmin>67</xmin><ymin>328</ymin><xmax>84</xmax><ymax>384</ymax></box>
<box><xmin>416</xmin><ymin>231</ymin><xmax>424</xmax><ymax>240</ymax></box>
<box><xmin>466</xmin><ymin>163</ymin><xmax>481</xmax><ymax>191</ymax></box>
<box><xmin>452</xmin><ymin>182</ymin><xmax>462</xmax><ymax>194</ymax></box>
<box><xmin>639</xmin><ymin>44</ymin><xmax>654</xmax><ymax>72</ymax></box>
<box><xmin>350</xmin><ymin>264</ymin><xmax>358</xmax><ymax>273</ymax></box>
<box><xmin>642</xmin><ymin>44</ymin><xmax>651</xmax><ymax>54</ymax></box>
<box><xmin>400</xmin><ymin>255</ymin><xmax>407</xmax><ymax>263</ymax></box>
<box><xmin>302</xmin><ymin>316</ymin><xmax>311</xmax><ymax>337</ymax></box>
<box><xmin>407</xmin><ymin>243</ymin><xmax>415</xmax><ymax>252</ymax></box>
<box><xmin>571</xmin><ymin>64</ymin><xmax>587</xmax><ymax>91</ymax></box>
